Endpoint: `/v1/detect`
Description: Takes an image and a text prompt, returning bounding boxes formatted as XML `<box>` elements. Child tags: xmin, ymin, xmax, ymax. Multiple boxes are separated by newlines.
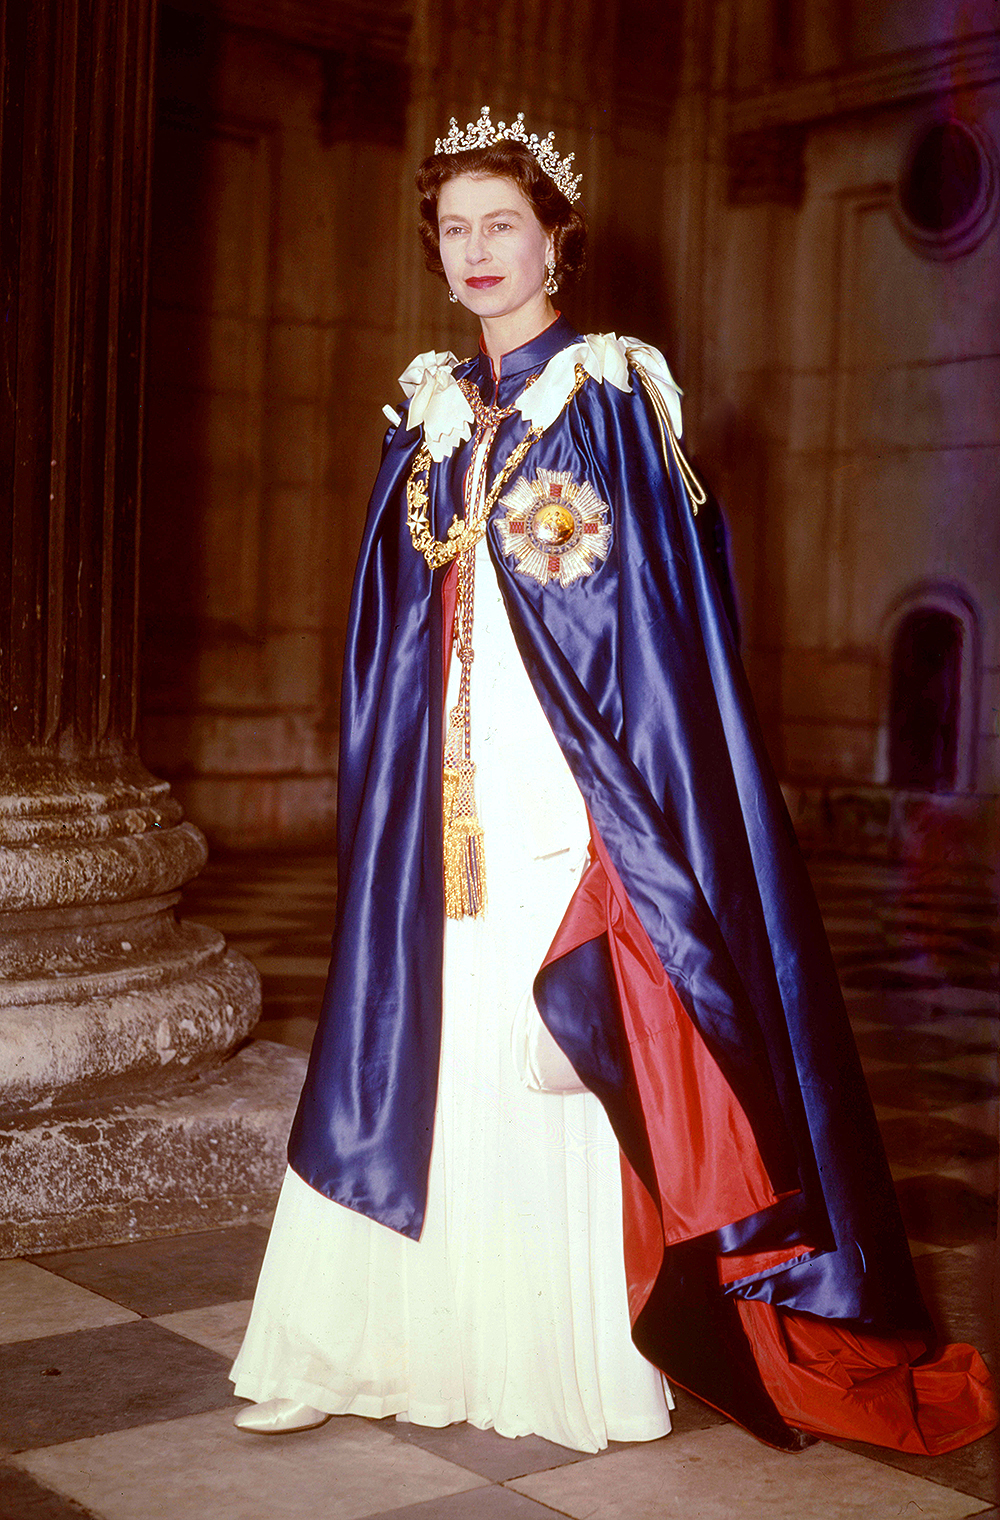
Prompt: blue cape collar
<box><xmin>460</xmin><ymin>314</ymin><xmax>583</xmax><ymax>403</ymax></box>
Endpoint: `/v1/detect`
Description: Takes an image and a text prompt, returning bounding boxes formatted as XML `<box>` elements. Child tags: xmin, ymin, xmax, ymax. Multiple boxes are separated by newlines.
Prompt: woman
<box><xmin>231</xmin><ymin>109</ymin><xmax>994</xmax><ymax>1455</ymax></box>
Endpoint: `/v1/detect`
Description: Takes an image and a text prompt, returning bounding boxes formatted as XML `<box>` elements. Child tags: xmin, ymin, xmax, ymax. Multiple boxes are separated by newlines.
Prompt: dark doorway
<box><xmin>889</xmin><ymin>609</ymin><xmax>962</xmax><ymax>790</ymax></box>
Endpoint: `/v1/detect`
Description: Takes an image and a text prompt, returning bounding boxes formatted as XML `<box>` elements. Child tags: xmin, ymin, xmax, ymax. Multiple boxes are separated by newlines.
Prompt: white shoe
<box><xmin>234</xmin><ymin>1399</ymin><xmax>331</xmax><ymax>1433</ymax></box>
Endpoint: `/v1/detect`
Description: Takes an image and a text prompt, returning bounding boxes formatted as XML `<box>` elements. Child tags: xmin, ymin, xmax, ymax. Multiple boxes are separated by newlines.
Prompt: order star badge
<box><xmin>497</xmin><ymin>468</ymin><xmax>612</xmax><ymax>588</ymax></box>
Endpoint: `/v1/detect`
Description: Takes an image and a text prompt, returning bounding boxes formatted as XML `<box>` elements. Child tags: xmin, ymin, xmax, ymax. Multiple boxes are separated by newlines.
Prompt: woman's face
<box><xmin>437</xmin><ymin>174</ymin><xmax>553</xmax><ymax>324</ymax></box>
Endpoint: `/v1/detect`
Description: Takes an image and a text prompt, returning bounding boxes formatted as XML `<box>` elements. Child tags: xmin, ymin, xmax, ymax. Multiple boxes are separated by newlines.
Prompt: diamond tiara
<box><xmin>434</xmin><ymin>106</ymin><xmax>582</xmax><ymax>204</ymax></box>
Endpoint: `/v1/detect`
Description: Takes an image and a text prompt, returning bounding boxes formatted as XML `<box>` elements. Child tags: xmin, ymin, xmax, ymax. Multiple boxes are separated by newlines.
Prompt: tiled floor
<box><xmin>1</xmin><ymin>851</ymin><xmax>996</xmax><ymax>1519</ymax></box>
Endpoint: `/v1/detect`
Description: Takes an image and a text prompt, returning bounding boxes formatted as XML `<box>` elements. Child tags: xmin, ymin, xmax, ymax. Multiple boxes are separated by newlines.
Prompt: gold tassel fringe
<box><xmin>443</xmin><ymin>764</ymin><xmax>487</xmax><ymax>919</ymax></box>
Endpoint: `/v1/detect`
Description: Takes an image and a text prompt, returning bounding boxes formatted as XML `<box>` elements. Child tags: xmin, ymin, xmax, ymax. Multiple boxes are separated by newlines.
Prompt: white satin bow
<box><xmin>516</xmin><ymin>333</ymin><xmax>684</xmax><ymax>437</ymax></box>
<box><xmin>397</xmin><ymin>334</ymin><xmax>684</xmax><ymax>463</ymax></box>
<box><xmin>398</xmin><ymin>350</ymin><xmax>474</xmax><ymax>462</ymax></box>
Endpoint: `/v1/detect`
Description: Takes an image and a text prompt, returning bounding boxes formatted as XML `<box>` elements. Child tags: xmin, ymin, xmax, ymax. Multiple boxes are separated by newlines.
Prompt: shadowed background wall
<box><xmin>138</xmin><ymin>0</ymin><xmax>1000</xmax><ymax>864</ymax></box>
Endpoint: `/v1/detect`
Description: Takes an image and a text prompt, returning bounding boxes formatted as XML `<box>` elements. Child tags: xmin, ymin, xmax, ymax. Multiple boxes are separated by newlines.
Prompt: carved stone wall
<box><xmin>695</xmin><ymin>0</ymin><xmax>1000</xmax><ymax>857</ymax></box>
<box><xmin>141</xmin><ymin>8</ymin><xmax>410</xmax><ymax>847</ymax></box>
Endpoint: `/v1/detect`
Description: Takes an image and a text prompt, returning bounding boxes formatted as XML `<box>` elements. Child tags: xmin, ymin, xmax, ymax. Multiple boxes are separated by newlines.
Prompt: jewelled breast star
<box><xmin>497</xmin><ymin>469</ymin><xmax>612</xmax><ymax>588</ymax></box>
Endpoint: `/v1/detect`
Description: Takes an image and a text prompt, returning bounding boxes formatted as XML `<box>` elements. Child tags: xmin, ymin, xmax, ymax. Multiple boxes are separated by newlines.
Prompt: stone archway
<box><xmin>889</xmin><ymin>607</ymin><xmax>963</xmax><ymax>790</ymax></box>
<box><xmin>875</xmin><ymin>583</ymin><xmax>981</xmax><ymax>795</ymax></box>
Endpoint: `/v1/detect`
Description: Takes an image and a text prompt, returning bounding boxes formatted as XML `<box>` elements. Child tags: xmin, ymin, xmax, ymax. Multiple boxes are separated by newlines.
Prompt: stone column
<box><xmin>0</xmin><ymin>0</ymin><xmax>305</xmax><ymax>1254</ymax></box>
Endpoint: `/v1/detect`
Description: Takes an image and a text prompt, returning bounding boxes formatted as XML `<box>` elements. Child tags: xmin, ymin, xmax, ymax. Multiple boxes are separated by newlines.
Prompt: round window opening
<box><xmin>897</xmin><ymin>118</ymin><xmax>998</xmax><ymax>260</ymax></box>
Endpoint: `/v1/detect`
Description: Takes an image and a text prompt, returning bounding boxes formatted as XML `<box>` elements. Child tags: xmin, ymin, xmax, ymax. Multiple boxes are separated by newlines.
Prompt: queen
<box><xmin>230</xmin><ymin>108</ymin><xmax>995</xmax><ymax>1456</ymax></box>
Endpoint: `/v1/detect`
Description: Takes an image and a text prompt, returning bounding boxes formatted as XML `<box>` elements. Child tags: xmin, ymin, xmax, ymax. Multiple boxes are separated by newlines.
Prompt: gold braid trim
<box><xmin>631</xmin><ymin>360</ymin><xmax>707</xmax><ymax>516</ymax></box>
<box><xmin>406</xmin><ymin>364</ymin><xmax>591</xmax><ymax>569</ymax></box>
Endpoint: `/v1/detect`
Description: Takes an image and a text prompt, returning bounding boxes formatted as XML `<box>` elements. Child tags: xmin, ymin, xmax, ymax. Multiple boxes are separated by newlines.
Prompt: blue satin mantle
<box><xmin>288</xmin><ymin>315</ymin><xmax>930</xmax><ymax>1371</ymax></box>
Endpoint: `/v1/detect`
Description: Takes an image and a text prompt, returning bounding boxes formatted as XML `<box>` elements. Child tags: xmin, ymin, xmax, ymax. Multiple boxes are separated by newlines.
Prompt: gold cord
<box><xmin>631</xmin><ymin>361</ymin><xmax>706</xmax><ymax>515</ymax></box>
<box><xmin>408</xmin><ymin>363</ymin><xmax>590</xmax><ymax>918</ymax></box>
<box><xmin>442</xmin><ymin>536</ymin><xmax>486</xmax><ymax>918</ymax></box>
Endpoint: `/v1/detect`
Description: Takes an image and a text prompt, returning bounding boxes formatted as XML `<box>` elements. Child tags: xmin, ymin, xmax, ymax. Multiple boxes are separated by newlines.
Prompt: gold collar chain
<box><xmin>457</xmin><ymin>376</ymin><xmax>520</xmax><ymax>430</ymax></box>
<box><xmin>405</xmin><ymin>364</ymin><xmax>589</xmax><ymax>570</ymax></box>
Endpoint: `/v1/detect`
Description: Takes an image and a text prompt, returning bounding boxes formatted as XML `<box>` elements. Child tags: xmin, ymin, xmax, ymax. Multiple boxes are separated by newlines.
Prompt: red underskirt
<box><xmin>542</xmin><ymin>828</ymin><xmax>997</xmax><ymax>1454</ymax></box>
<box><xmin>738</xmin><ymin>1300</ymin><xmax>995</xmax><ymax>1454</ymax></box>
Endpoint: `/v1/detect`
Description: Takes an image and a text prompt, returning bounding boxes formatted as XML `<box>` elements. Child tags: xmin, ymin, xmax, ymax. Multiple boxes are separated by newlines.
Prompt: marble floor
<box><xmin>1</xmin><ymin>851</ymin><xmax>997</xmax><ymax>1519</ymax></box>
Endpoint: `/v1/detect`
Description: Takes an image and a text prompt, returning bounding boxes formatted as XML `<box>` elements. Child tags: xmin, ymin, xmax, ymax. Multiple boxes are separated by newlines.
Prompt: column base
<box><xmin>0</xmin><ymin>1040</ymin><xmax>308</xmax><ymax>1256</ymax></box>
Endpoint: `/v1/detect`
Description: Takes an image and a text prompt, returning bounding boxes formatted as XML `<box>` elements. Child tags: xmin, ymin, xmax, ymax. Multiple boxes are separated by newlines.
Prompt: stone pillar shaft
<box><xmin>2</xmin><ymin>0</ymin><xmax>152</xmax><ymax>756</ymax></box>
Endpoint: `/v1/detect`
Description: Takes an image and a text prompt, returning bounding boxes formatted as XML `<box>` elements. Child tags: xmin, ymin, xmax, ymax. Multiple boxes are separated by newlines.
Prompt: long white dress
<box><xmin>230</xmin><ymin>538</ymin><xmax>673</xmax><ymax>1453</ymax></box>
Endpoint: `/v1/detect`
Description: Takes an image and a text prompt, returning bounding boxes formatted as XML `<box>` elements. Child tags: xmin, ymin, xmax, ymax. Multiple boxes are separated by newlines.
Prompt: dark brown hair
<box><xmin>416</xmin><ymin>140</ymin><xmax>587</xmax><ymax>287</ymax></box>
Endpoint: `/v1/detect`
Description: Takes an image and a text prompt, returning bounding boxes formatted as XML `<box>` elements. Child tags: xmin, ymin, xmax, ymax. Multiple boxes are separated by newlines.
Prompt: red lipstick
<box><xmin>466</xmin><ymin>276</ymin><xmax>503</xmax><ymax>289</ymax></box>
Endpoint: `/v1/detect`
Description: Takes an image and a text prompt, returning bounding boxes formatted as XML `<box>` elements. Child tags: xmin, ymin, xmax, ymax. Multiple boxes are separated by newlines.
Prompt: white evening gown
<box><xmin>230</xmin><ymin>537</ymin><xmax>673</xmax><ymax>1453</ymax></box>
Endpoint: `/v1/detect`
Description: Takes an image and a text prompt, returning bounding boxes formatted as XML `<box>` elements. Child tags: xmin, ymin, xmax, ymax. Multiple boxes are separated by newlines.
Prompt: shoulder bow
<box><xmin>398</xmin><ymin>350</ymin><xmax>474</xmax><ymax>462</ymax></box>
<box><xmin>516</xmin><ymin>333</ymin><xmax>684</xmax><ymax>436</ymax></box>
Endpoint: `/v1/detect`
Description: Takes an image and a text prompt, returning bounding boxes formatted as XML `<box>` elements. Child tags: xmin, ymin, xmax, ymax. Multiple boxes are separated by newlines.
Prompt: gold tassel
<box><xmin>440</xmin><ymin>418</ymin><xmax>515</xmax><ymax>921</ymax></box>
<box><xmin>443</xmin><ymin>761</ymin><xmax>487</xmax><ymax>918</ymax></box>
